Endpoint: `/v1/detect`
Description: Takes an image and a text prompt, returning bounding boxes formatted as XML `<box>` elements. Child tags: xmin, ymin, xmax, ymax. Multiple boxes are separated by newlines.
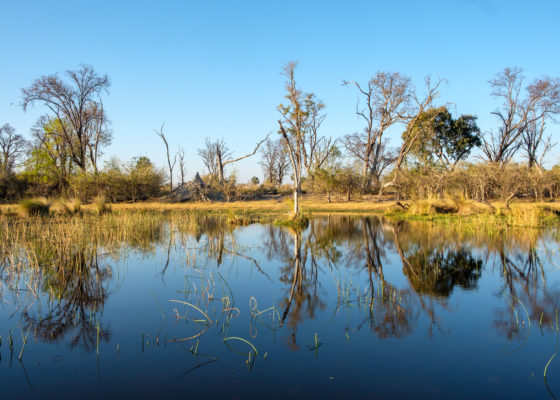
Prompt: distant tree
<box><xmin>124</xmin><ymin>156</ymin><xmax>165</xmax><ymax>202</ymax></box>
<box><xmin>177</xmin><ymin>146</ymin><xmax>187</xmax><ymax>186</ymax></box>
<box><xmin>22</xmin><ymin>65</ymin><xmax>111</xmax><ymax>172</ymax></box>
<box><xmin>0</xmin><ymin>123</ymin><xmax>27</xmax><ymax>177</ymax></box>
<box><xmin>251</xmin><ymin>176</ymin><xmax>260</xmax><ymax>185</ymax></box>
<box><xmin>25</xmin><ymin>117</ymin><xmax>74</xmax><ymax>188</ymax></box>
<box><xmin>336</xmin><ymin>166</ymin><xmax>361</xmax><ymax>201</ymax></box>
<box><xmin>198</xmin><ymin>137</ymin><xmax>223</xmax><ymax>179</ymax></box>
<box><xmin>407</xmin><ymin>107</ymin><xmax>481</xmax><ymax>172</ymax></box>
<box><xmin>482</xmin><ymin>67</ymin><xmax>560</xmax><ymax>164</ymax></box>
<box><xmin>199</xmin><ymin>136</ymin><xmax>269</xmax><ymax>184</ymax></box>
<box><xmin>154</xmin><ymin>123</ymin><xmax>176</xmax><ymax>190</ymax></box>
<box><xmin>259</xmin><ymin>138</ymin><xmax>291</xmax><ymax>187</ymax></box>
<box><xmin>343</xmin><ymin>72</ymin><xmax>411</xmax><ymax>191</ymax></box>
<box><xmin>521</xmin><ymin>110</ymin><xmax>556</xmax><ymax>172</ymax></box>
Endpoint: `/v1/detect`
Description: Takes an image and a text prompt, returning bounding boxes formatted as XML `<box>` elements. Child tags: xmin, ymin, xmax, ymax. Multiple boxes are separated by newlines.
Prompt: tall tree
<box><xmin>482</xmin><ymin>67</ymin><xmax>560</xmax><ymax>164</ymax></box>
<box><xmin>343</xmin><ymin>72</ymin><xmax>411</xmax><ymax>191</ymax></box>
<box><xmin>277</xmin><ymin>62</ymin><xmax>317</xmax><ymax>215</ymax></box>
<box><xmin>154</xmin><ymin>124</ymin><xmax>176</xmax><ymax>190</ymax></box>
<box><xmin>382</xmin><ymin>76</ymin><xmax>445</xmax><ymax>196</ymax></box>
<box><xmin>22</xmin><ymin>65</ymin><xmax>111</xmax><ymax>172</ymax></box>
<box><xmin>0</xmin><ymin>123</ymin><xmax>27</xmax><ymax>177</ymax></box>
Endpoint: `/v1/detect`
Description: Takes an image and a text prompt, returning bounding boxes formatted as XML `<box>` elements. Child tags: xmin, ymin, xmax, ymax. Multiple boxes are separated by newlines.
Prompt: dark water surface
<box><xmin>1</xmin><ymin>215</ymin><xmax>560</xmax><ymax>399</ymax></box>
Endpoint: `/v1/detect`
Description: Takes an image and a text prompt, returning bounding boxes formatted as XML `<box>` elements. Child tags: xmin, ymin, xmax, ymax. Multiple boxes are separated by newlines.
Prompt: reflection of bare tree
<box><xmin>22</xmin><ymin>246</ymin><xmax>112</xmax><ymax>352</ymax></box>
<box><xmin>359</xmin><ymin>218</ymin><xmax>418</xmax><ymax>338</ymax></box>
<box><xmin>494</xmin><ymin>240</ymin><xmax>560</xmax><ymax>340</ymax></box>
<box><xmin>279</xmin><ymin>230</ymin><xmax>325</xmax><ymax>330</ymax></box>
<box><xmin>275</xmin><ymin>229</ymin><xmax>328</xmax><ymax>350</ymax></box>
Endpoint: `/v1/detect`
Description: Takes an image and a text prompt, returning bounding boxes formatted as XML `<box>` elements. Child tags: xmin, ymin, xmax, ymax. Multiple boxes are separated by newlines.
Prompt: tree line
<box><xmin>1</xmin><ymin>64</ymin><xmax>559</xmax><ymax>213</ymax></box>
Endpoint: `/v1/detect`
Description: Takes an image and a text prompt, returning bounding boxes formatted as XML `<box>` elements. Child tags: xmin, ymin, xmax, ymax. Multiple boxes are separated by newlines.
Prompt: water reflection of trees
<box><xmin>22</xmin><ymin>245</ymin><xmax>112</xmax><ymax>351</ymax></box>
<box><xmin>2</xmin><ymin>213</ymin><xmax>559</xmax><ymax>352</ymax></box>
<box><xmin>276</xmin><ymin>229</ymin><xmax>325</xmax><ymax>349</ymax></box>
<box><xmin>262</xmin><ymin>216</ymin><xmax>560</xmax><ymax>343</ymax></box>
<box><xmin>492</xmin><ymin>234</ymin><xmax>560</xmax><ymax>340</ymax></box>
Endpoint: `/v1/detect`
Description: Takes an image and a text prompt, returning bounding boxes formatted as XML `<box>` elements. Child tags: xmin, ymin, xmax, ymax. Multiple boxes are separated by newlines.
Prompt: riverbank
<box><xmin>2</xmin><ymin>197</ymin><xmax>560</xmax><ymax>228</ymax></box>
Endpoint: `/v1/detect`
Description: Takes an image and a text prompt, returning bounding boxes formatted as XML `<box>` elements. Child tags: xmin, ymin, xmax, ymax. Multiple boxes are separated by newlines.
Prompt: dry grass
<box><xmin>386</xmin><ymin>198</ymin><xmax>560</xmax><ymax>228</ymax></box>
<box><xmin>82</xmin><ymin>198</ymin><xmax>393</xmax><ymax>215</ymax></box>
<box><xmin>2</xmin><ymin>197</ymin><xmax>560</xmax><ymax>227</ymax></box>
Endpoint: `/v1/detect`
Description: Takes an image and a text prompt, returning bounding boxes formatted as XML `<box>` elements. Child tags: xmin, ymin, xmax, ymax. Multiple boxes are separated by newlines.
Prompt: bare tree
<box><xmin>343</xmin><ymin>72</ymin><xmax>411</xmax><ymax>191</ymax></box>
<box><xmin>177</xmin><ymin>147</ymin><xmax>187</xmax><ymax>186</ymax></box>
<box><xmin>521</xmin><ymin>111</ymin><xmax>556</xmax><ymax>173</ymax></box>
<box><xmin>275</xmin><ymin>142</ymin><xmax>291</xmax><ymax>187</ymax></box>
<box><xmin>21</xmin><ymin>65</ymin><xmax>111</xmax><ymax>172</ymax></box>
<box><xmin>199</xmin><ymin>136</ymin><xmax>269</xmax><ymax>184</ymax></box>
<box><xmin>85</xmin><ymin>101</ymin><xmax>111</xmax><ymax>174</ymax></box>
<box><xmin>198</xmin><ymin>137</ymin><xmax>223</xmax><ymax>179</ymax></box>
<box><xmin>382</xmin><ymin>76</ymin><xmax>445</xmax><ymax>196</ymax></box>
<box><xmin>343</xmin><ymin>134</ymin><xmax>395</xmax><ymax>191</ymax></box>
<box><xmin>154</xmin><ymin>124</ymin><xmax>176</xmax><ymax>190</ymax></box>
<box><xmin>0</xmin><ymin>123</ymin><xmax>27</xmax><ymax>177</ymax></box>
<box><xmin>482</xmin><ymin>67</ymin><xmax>560</xmax><ymax>164</ymax></box>
<box><xmin>260</xmin><ymin>138</ymin><xmax>278</xmax><ymax>184</ymax></box>
<box><xmin>260</xmin><ymin>138</ymin><xmax>291</xmax><ymax>186</ymax></box>
<box><xmin>277</xmin><ymin>61</ymin><xmax>318</xmax><ymax>215</ymax></box>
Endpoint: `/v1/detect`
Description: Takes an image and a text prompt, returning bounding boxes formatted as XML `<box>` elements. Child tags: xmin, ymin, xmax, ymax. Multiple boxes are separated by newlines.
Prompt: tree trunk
<box><xmin>293</xmin><ymin>187</ymin><xmax>300</xmax><ymax>215</ymax></box>
<box><xmin>217</xmin><ymin>151</ymin><xmax>225</xmax><ymax>184</ymax></box>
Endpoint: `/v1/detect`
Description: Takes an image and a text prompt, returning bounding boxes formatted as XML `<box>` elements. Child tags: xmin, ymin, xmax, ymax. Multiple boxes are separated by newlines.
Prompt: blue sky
<box><xmin>1</xmin><ymin>0</ymin><xmax>559</xmax><ymax>182</ymax></box>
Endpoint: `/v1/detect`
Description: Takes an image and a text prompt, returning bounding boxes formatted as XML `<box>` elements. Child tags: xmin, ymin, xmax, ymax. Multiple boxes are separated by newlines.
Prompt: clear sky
<box><xmin>1</xmin><ymin>0</ymin><xmax>559</xmax><ymax>182</ymax></box>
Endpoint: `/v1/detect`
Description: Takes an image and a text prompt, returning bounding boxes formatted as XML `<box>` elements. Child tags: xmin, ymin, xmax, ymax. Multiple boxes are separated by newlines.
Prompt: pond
<box><xmin>0</xmin><ymin>214</ymin><xmax>559</xmax><ymax>399</ymax></box>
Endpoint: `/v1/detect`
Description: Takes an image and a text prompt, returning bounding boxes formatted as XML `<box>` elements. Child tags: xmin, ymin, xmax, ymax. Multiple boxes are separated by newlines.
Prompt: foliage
<box><xmin>406</xmin><ymin>107</ymin><xmax>481</xmax><ymax>170</ymax></box>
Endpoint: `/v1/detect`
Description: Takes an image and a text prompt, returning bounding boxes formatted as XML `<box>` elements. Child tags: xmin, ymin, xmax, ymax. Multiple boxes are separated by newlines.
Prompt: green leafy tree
<box><xmin>407</xmin><ymin>107</ymin><xmax>481</xmax><ymax>172</ymax></box>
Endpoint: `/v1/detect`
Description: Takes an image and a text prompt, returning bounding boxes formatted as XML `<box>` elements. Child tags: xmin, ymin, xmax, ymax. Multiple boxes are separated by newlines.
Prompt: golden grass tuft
<box><xmin>19</xmin><ymin>198</ymin><xmax>51</xmax><ymax>217</ymax></box>
<box><xmin>93</xmin><ymin>196</ymin><xmax>111</xmax><ymax>215</ymax></box>
<box><xmin>53</xmin><ymin>198</ymin><xmax>82</xmax><ymax>215</ymax></box>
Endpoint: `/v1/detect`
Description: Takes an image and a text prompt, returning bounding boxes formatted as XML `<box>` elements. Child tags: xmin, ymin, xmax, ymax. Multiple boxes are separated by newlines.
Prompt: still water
<box><xmin>1</xmin><ymin>215</ymin><xmax>559</xmax><ymax>399</ymax></box>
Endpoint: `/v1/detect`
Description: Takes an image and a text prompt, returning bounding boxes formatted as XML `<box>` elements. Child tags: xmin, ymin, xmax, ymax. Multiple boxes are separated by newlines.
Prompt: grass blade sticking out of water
<box><xmin>223</xmin><ymin>336</ymin><xmax>258</xmax><ymax>356</ymax></box>
<box><xmin>545</xmin><ymin>353</ymin><xmax>557</xmax><ymax>377</ymax></box>
<box><xmin>168</xmin><ymin>300</ymin><xmax>213</xmax><ymax>341</ymax></box>
<box><xmin>18</xmin><ymin>325</ymin><xmax>31</xmax><ymax>360</ymax></box>
<box><xmin>152</xmin><ymin>291</ymin><xmax>166</xmax><ymax>320</ymax></box>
